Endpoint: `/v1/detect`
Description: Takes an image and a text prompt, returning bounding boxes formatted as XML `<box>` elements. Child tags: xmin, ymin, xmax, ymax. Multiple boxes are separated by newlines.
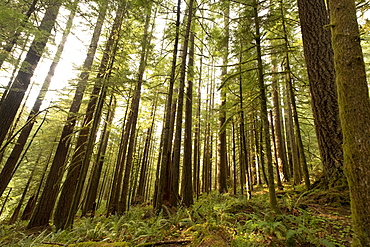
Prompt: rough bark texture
<box><xmin>297</xmin><ymin>0</ymin><xmax>344</xmax><ymax>188</ymax></box>
<box><xmin>328</xmin><ymin>0</ymin><xmax>370</xmax><ymax>245</ymax></box>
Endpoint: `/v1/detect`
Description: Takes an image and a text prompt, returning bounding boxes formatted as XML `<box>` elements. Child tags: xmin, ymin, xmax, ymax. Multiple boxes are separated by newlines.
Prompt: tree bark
<box><xmin>297</xmin><ymin>0</ymin><xmax>344</xmax><ymax>188</ymax></box>
<box><xmin>328</xmin><ymin>0</ymin><xmax>370</xmax><ymax>245</ymax></box>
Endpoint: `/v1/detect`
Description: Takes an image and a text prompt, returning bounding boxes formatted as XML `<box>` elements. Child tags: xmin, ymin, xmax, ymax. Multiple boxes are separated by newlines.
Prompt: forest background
<box><xmin>1</xmin><ymin>0</ymin><xmax>370</xmax><ymax>246</ymax></box>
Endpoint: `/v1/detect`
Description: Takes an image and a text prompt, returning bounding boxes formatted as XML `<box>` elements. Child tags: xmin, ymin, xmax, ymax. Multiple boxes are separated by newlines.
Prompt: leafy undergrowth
<box><xmin>0</xmin><ymin>186</ymin><xmax>353</xmax><ymax>247</ymax></box>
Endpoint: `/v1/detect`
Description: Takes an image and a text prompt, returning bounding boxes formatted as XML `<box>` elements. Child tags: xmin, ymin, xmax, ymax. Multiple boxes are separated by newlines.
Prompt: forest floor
<box><xmin>0</xmin><ymin>185</ymin><xmax>353</xmax><ymax>247</ymax></box>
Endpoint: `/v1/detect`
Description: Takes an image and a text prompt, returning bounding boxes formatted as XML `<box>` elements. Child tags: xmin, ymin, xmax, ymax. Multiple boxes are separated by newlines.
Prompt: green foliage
<box><xmin>0</xmin><ymin>189</ymin><xmax>353</xmax><ymax>246</ymax></box>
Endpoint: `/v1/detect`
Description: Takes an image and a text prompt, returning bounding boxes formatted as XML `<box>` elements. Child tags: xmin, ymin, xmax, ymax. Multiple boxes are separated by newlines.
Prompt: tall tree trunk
<box><xmin>170</xmin><ymin>0</ymin><xmax>196</xmax><ymax>207</ymax></box>
<box><xmin>0</xmin><ymin>0</ymin><xmax>78</xmax><ymax>198</ymax></box>
<box><xmin>271</xmin><ymin>49</ymin><xmax>289</xmax><ymax>182</ymax></box>
<box><xmin>117</xmin><ymin>7</ymin><xmax>153</xmax><ymax>214</ymax></box>
<box><xmin>135</xmin><ymin>100</ymin><xmax>157</xmax><ymax>204</ymax></box>
<box><xmin>182</xmin><ymin>28</ymin><xmax>195</xmax><ymax>207</ymax></box>
<box><xmin>218</xmin><ymin>1</ymin><xmax>229</xmax><ymax>194</ymax></box>
<box><xmin>297</xmin><ymin>0</ymin><xmax>344</xmax><ymax>188</ymax></box>
<box><xmin>155</xmin><ymin>0</ymin><xmax>182</xmax><ymax>213</ymax></box>
<box><xmin>82</xmin><ymin>95</ymin><xmax>116</xmax><ymax>216</ymax></box>
<box><xmin>27</xmin><ymin>3</ymin><xmax>109</xmax><ymax>229</ymax></box>
<box><xmin>193</xmin><ymin>47</ymin><xmax>202</xmax><ymax>199</ymax></box>
<box><xmin>55</xmin><ymin>5</ymin><xmax>124</xmax><ymax>228</ymax></box>
<box><xmin>253</xmin><ymin>0</ymin><xmax>280</xmax><ymax>214</ymax></box>
<box><xmin>238</xmin><ymin>42</ymin><xmax>251</xmax><ymax>198</ymax></box>
<box><xmin>281</xmin><ymin>1</ymin><xmax>310</xmax><ymax>189</ymax></box>
<box><xmin>0</xmin><ymin>2</ymin><xmax>61</xmax><ymax>149</ymax></box>
<box><xmin>328</xmin><ymin>0</ymin><xmax>370</xmax><ymax>245</ymax></box>
<box><xmin>270</xmin><ymin>111</ymin><xmax>283</xmax><ymax>190</ymax></box>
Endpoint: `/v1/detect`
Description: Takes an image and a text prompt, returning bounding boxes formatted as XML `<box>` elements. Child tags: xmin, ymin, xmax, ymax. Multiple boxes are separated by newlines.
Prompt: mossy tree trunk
<box><xmin>328</xmin><ymin>0</ymin><xmax>370</xmax><ymax>245</ymax></box>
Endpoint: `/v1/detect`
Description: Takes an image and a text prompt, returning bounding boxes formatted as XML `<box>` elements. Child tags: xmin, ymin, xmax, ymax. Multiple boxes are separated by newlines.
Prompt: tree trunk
<box><xmin>182</xmin><ymin>27</ymin><xmax>195</xmax><ymax>207</ymax></box>
<box><xmin>27</xmin><ymin>3</ymin><xmax>108</xmax><ymax>229</ymax></box>
<box><xmin>253</xmin><ymin>0</ymin><xmax>280</xmax><ymax>214</ymax></box>
<box><xmin>155</xmin><ymin>0</ymin><xmax>182</xmax><ymax>213</ymax></box>
<box><xmin>297</xmin><ymin>0</ymin><xmax>344</xmax><ymax>188</ymax></box>
<box><xmin>117</xmin><ymin>7</ymin><xmax>153</xmax><ymax>214</ymax></box>
<box><xmin>0</xmin><ymin>0</ymin><xmax>77</xmax><ymax>198</ymax></box>
<box><xmin>0</xmin><ymin>2</ymin><xmax>61</xmax><ymax>149</ymax></box>
<box><xmin>328</xmin><ymin>0</ymin><xmax>370</xmax><ymax>245</ymax></box>
<box><xmin>54</xmin><ymin>4</ymin><xmax>124</xmax><ymax>228</ymax></box>
<box><xmin>218</xmin><ymin>1</ymin><xmax>229</xmax><ymax>194</ymax></box>
<box><xmin>82</xmin><ymin>95</ymin><xmax>116</xmax><ymax>216</ymax></box>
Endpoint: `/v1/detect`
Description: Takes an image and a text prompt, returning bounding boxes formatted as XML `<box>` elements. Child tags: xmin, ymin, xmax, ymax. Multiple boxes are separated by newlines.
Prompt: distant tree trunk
<box><xmin>271</xmin><ymin>50</ymin><xmax>289</xmax><ymax>182</ymax></box>
<box><xmin>193</xmin><ymin>48</ymin><xmax>202</xmax><ymax>199</ymax></box>
<box><xmin>117</xmin><ymin>8</ymin><xmax>153</xmax><ymax>214</ymax></box>
<box><xmin>253</xmin><ymin>0</ymin><xmax>280</xmax><ymax>214</ymax></box>
<box><xmin>218</xmin><ymin>1</ymin><xmax>229</xmax><ymax>194</ymax></box>
<box><xmin>270</xmin><ymin>111</ymin><xmax>283</xmax><ymax>190</ymax></box>
<box><xmin>0</xmin><ymin>1</ymin><xmax>77</xmax><ymax>198</ymax></box>
<box><xmin>297</xmin><ymin>0</ymin><xmax>344</xmax><ymax>188</ymax></box>
<box><xmin>328</xmin><ymin>0</ymin><xmax>370</xmax><ymax>245</ymax></box>
<box><xmin>0</xmin><ymin>2</ymin><xmax>61</xmax><ymax>149</ymax></box>
<box><xmin>238</xmin><ymin>42</ymin><xmax>251</xmax><ymax>198</ymax></box>
<box><xmin>155</xmin><ymin>0</ymin><xmax>181</xmax><ymax>213</ymax></box>
<box><xmin>82</xmin><ymin>95</ymin><xmax>116</xmax><ymax>216</ymax></box>
<box><xmin>135</xmin><ymin>101</ymin><xmax>157</xmax><ymax>204</ymax></box>
<box><xmin>27</xmin><ymin>3</ymin><xmax>108</xmax><ymax>229</ymax></box>
<box><xmin>182</xmin><ymin>28</ymin><xmax>195</xmax><ymax>207</ymax></box>
<box><xmin>231</xmin><ymin>121</ymin><xmax>237</xmax><ymax>195</ymax></box>
<box><xmin>281</xmin><ymin>3</ymin><xmax>310</xmax><ymax>189</ymax></box>
<box><xmin>8</xmin><ymin>161</ymin><xmax>37</xmax><ymax>224</ymax></box>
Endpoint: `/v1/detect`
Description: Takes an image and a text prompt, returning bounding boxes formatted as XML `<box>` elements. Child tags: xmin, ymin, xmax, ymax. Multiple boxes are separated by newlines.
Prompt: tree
<box><xmin>253</xmin><ymin>0</ymin><xmax>280</xmax><ymax>214</ymax></box>
<box><xmin>328</xmin><ymin>0</ymin><xmax>370</xmax><ymax>245</ymax></box>
<box><xmin>27</xmin><ymin>2</ymin><xmax>108</xmax><ymax>229</ymax></box>
<box><xmin>297</xmin><ymin>0</ymin><xmax>344</xmax><ymax>188</ymax></box>
<box><xmin>155</xmin><ymin>0</ymin><xmax>182</xmax><ymax>212</ymax></box>
<box><xmin>217</xmin><ymin>0</ymin><xmax>230</xmax><ymax>194</ymax></box>
<box><xmin>0</xmin><ymin>0</ymin><xmax>78</xmax><ymax>198</ymax></box>
<box><xmin>0</xmin><ymin>2</ymin><xmax>62</xmax><ymax>149</ymax></box>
